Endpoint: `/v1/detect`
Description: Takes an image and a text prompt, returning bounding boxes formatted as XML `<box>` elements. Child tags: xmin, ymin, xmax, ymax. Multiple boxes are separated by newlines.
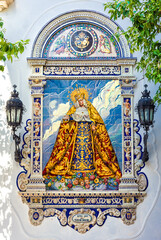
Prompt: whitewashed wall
<box><xmin>0</xmin><ymin>0</ymin><xmax>161</xmax><ymax>239</ymax></box>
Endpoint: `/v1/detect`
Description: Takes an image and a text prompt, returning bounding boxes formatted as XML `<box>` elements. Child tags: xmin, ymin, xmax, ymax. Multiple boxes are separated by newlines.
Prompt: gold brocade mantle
<box><xmin>43</xmin><ymin>101</ymin><xmax>122</xmax><ymax>178</ymax></box>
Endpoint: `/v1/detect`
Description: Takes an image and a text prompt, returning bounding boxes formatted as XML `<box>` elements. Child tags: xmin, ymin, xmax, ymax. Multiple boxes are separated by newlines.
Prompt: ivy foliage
<box><xmin>0</xmin><ymin>18</ymin><xmax>29</xmax><ymax>71</ymax></box>
<box><xmin>104</xmin><ymin>0</ymin><xmax>161</xmax><ymax>105</ymax></box>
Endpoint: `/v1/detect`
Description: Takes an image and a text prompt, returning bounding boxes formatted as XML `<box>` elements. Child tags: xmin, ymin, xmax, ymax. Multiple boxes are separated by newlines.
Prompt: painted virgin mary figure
<box><xmin>43</xmin><ymin>88</ymin><xmax>122</xmax><ymax>179</ymax></box>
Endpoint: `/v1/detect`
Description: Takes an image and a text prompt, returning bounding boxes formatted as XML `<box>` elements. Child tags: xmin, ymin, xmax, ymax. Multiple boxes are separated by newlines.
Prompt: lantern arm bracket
<box><xmin>142</xmin><ymin>128</ymin><xmax>149</xmax><ymax>162</ymax></box>
<box><xmin>13</xmin><ymin>130</ymin><xmax>21</xmax><ymax>145</ymax></box>
<box><xmin>12</xmin><ymin>125</ymin><xmax>22</xmax><ymax>163</ymax></box>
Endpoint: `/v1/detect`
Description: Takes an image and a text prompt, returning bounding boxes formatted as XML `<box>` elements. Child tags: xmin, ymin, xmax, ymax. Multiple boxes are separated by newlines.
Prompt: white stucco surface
<box><xmin>0</xmin><ymin>0</ymin><xmax>161</xmax><ymax>239</ymax></box>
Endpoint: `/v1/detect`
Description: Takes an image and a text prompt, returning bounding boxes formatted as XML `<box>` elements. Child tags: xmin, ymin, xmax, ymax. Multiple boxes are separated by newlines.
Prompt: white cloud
<box><xmin>92</xmin><ymin>80</ymin><xmax>121</xmax><ymax>119</ymax></box>
<box><xmin>43</xmin><ymin>120</ymin><xmax>61</xmax><ymax>141</ymax></box>
<box><xmin>43</xmin><ymin>101</ymin><xmax>70</xmax><ymax>140</ymax></box>
<box><xmin>49</xmin><ymin>99</ymin><xmax>57</xmax><ymax>109</ymax></box>
<box><xmin>51</xmin><ymin>102</ymin><xmax>70</xmax><ymax>122</ymax></box>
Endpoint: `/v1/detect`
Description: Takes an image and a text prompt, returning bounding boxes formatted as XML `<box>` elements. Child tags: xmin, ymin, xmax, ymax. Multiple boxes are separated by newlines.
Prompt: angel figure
<box><xmin>99</xmin><ymin>35</ymin><xmax>111</xmax><ymax>54</ymax></box>
<box><xmin>53</xmin><ymin>35</ymin><xmax>66</xmax><ymax>55</ymax></box>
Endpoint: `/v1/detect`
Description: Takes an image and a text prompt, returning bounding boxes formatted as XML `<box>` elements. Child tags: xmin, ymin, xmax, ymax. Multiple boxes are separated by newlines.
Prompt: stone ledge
<box><xmin>19</xmin><ymin>191</ymin><xmax>146</xmax><ymax>197</ymax></box>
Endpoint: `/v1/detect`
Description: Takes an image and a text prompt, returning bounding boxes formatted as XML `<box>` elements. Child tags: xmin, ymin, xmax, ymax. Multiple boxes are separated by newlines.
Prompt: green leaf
<box><xmin>104</xmin><ymin>0</ymin><xmax>161</xmax><ymax>105</ymax></box>
<box><xmin>0</xmin><ymin>21</ymin><xmax>3</xmax><ymax>28</ymax></box>
<box><xmin>0</xmin><ymin>65</ymin><xmax>4</xmax><ymax>71</ymax></box>
<box><xmin>0</xmin><ymin>18</ymin><xmax>29</xmax><ymax>72</ymax></box>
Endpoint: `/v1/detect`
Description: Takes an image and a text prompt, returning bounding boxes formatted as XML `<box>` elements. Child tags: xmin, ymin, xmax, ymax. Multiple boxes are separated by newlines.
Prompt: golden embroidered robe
<box><xmin>43</xmin><ymin>100</ymin><xmax>122</xmax><ymax>178</ymax></box>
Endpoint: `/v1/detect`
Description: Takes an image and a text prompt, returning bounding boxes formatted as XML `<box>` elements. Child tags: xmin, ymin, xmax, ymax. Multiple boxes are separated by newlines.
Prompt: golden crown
<box><xmin>70</xmin><ymin>87</ymin><xmax>89</xmax><ymax>103</ymax></box>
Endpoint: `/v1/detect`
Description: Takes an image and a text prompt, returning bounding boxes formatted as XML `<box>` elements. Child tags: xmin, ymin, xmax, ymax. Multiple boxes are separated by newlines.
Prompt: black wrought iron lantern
<box><xmin>136</xmin><ymin>84</ymin><xmax>155</xmax><ymax>162</ymax></box>
<box><xmin>6</xmin><ymin>85</ymin><xmax>24</xmax><ymax>162</ymax></box>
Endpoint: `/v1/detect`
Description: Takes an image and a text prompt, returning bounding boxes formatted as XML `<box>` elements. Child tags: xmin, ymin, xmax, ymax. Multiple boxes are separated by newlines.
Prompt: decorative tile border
<box><xmin>43</xmin><ymin>66</ymin><xmax>121</xmax><ymax>76</ymax></box>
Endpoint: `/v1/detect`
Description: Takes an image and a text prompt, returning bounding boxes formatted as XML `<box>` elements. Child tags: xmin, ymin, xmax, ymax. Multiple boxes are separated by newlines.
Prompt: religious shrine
<box><xmin>17</xmin><ymin>11</ymin><xmax>147</xmax><ymax>233</ymax></box>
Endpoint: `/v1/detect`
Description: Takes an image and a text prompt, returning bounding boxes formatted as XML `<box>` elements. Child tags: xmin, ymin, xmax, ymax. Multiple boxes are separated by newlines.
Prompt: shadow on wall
<box><xmin>0</xmin><ymin>72</ymin><xmax>13</xmax><ymax>240</ymax></box>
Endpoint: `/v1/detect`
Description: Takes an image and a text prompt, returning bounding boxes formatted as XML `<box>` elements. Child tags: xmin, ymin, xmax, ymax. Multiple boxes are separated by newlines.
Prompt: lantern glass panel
<box><xmin>140</xmin><ymin>109</ymin><xmax>144</xmax><ymax>123</ymax></box>
<box><xmin>150</xmin><ymin>108</ymin><xmax>154</xmax><ymax>122</ymax></box>
<box><xmin>7</xmin><ymin>109</ymin><xmax>11</xmax><ymax>123</ymax></box>
<box><xmin>16</xmin><ymin>109</ymin><xmax>21</xmax><ymax>123</ymax></box>
<box><xmin>145</xmin><ymin>108</ymin><xmax>149</xmax><ymax>122</ymax></box>
<box><xmin>11</xmin><ymin>108</ymin><xmax>16</xmax><ymax>123</ymax></box>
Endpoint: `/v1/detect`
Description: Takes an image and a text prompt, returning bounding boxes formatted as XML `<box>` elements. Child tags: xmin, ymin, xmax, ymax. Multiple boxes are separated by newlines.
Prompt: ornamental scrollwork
<box><xmin>133</xmin><ymin>119</ymin><xmax>148</xmax><ymax>191</ymax></box>
<box><xmin>17</xmin><ymin>172</ymin><xmax>29</xmax><ymax>192</ymax></box>
<box><xmin>21</xmin><ymin>119</ymin><xmax>32</xmax><ymax>176</ymax></box>
<box><xmin>137</xmin><ymin>173</ymin><xmax>148</xmax><ymax>191</ymax></box>
<box><xmin>97</xmin><ymin>208</ymin><xmax>121</xmax><ymax>226</ymax></box>
<box><xmin>44</xmin><ymin>208</ymin><xmax>67</xmax><ymax>226</ymax></box>
<box><xmin>134</xmin><ymin>119</ymin><xmax>143</xmax><ymax>172</ymax></box>
<box><xmin>17</xmin><ymin>119</ymin><xmax>32</xmax><ymax>191</ymax></box>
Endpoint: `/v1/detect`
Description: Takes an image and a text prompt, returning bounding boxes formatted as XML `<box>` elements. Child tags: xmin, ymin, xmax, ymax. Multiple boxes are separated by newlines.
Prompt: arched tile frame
<box><xmin>18</xmin><ymin>11</ymin><xmax>147</xmax><ymax>232</ymax></box>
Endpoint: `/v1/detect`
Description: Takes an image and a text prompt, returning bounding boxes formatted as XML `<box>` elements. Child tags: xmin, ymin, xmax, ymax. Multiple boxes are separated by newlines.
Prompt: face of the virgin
<box><xmin>78</xmin><ymin>99</ymin><xmax>84</xmax><ymax>107</ymax></box>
